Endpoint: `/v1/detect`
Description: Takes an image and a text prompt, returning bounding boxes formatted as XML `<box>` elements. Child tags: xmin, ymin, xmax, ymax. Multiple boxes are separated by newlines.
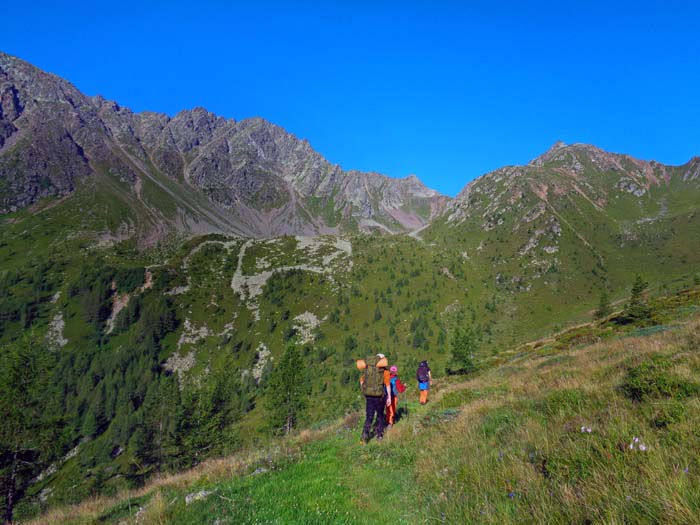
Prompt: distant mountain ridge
<box><xmin>451</xmin><ymin>140</ymin><xmax>699</xmax><ymax>208</ymax></box>
<box><xmin>0</xmin><ymin>52</ymin><xmax>449</xmax><ymax>239</ymax></box>
<box><xmin>2</xmin><ymin>51</ymin><xmax>699</xmax><ymax>246</ymax></box>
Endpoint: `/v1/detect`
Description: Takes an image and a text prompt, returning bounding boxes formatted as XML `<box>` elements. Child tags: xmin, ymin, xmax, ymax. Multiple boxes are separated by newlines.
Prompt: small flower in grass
<box><xmin>684</xmin><ymin>467</ymin><xmax>689</xmax><ymax>473</ymax></box>
<box><xmin>628</xmin><ymin>436</ymin><xmax>648</xmax><ymax>451</ymax></box>
<box><xmin>508</xmin><ymin>491</ymin><xmax>515</xmax><ymax>499</ymax></box>
<box><xmin>580</xmin><ymin>426</ymin><xmax>592</xmax><ymax>433</ymax></box>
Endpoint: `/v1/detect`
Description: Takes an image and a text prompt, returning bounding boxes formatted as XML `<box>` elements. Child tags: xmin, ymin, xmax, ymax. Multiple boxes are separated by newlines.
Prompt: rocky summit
<box><xmin>0</xmin><ymin>52</ymin><xmax>449</xmax><ymax>241</ymax></box>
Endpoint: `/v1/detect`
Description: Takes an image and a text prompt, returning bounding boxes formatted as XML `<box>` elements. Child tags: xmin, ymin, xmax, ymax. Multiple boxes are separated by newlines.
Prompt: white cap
<box><xmin>376</xmin><ymin>353</ymin><xmax>386</xmax><ymax>359</ymax></box>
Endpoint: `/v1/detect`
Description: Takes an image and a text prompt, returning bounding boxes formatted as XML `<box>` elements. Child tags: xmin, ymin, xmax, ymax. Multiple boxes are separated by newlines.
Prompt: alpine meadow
<box><xmin>2</xmin><ymin>44</ymin><xmax>700</xmax><ymax>525</ymax></box>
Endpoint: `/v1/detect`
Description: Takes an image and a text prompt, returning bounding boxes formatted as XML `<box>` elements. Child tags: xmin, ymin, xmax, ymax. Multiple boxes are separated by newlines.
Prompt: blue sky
<box><xmin>3</xmin><ymin>1</ymin><xmax>700</xmax><ymax>196</ymax></box>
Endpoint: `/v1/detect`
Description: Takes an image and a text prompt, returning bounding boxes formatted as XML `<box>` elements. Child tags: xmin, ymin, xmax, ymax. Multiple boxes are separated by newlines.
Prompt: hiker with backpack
<box><xmin>386</xmin><ymin>365</ymin><xmax>406</xmax><ymax>427</ymax></box>
<box><xmin>356</xmin><ymin>353</ymin><xmax>391</xmax><ymax>444</ymax></box>
<box><xmin>417</xmin><ymin>360</ymin><xmax>432</xmax><ymax>405</ymax></box>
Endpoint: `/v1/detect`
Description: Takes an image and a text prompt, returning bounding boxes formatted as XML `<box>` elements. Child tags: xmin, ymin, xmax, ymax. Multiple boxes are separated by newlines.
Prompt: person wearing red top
<box><xmin>386</xmin><ymin>365</ymin><xmax>401</xmax><ymax>427</ymax></box>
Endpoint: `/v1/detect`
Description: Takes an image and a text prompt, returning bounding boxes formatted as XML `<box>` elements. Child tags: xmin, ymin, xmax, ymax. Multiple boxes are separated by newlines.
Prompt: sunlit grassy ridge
<box><xmin>28</xmin><ymin>288</ymin><xmax>700</xmax><ymax>524</ymax></box>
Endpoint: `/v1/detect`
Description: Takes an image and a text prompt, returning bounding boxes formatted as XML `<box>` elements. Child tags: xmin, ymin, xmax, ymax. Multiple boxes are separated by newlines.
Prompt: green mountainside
<box><xmin>25</xmin><ymin>287</ymin><xmax>700</xmax><ymax>524</ymax></box>
<box><xmin>1</xmin><ymin>54</ymin><xmax>700</xmax><ymax>523</ymax></box>
<box><xmin>424</xmin><ymin>141</ymin><xmax>700</xmax><ymax>344</ymax></box>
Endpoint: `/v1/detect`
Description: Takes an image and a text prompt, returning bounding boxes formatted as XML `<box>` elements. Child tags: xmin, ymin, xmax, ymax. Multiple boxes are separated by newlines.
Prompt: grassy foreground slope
<box><xmin>32</xmin><ymin>288</ymin><xmax>700</xmax><ymax>524</ymax></box>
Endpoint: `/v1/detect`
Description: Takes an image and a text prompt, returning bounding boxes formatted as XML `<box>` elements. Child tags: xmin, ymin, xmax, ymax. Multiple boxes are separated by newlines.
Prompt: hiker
<box><xmin>417</xmin><ymin>360</ymin><xmax>432</xmax><ymax>405</ymax></box>
<box><xmin>357</xmin><ymin>353</ymin><xmax>391</xmax><ymax>443</ymax></box>
<box><xmin>386</xmin><ymin>365</ymin><xmax>406</xmax><ymax>427</ymax></box>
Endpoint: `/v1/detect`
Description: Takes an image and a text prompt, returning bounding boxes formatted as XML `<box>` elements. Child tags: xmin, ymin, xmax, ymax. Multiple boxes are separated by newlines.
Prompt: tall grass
<box><xmin>29</xmin><ymin>316</ymin><xmax>700</xmax><ymax>524</ymax></box>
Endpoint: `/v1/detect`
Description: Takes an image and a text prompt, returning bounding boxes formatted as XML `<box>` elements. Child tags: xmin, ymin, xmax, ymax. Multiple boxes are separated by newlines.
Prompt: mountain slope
<box><xmin>0</xmin><ymin>52</ymin><xmax>449</xmax><ymax>241</ymax></box>
<box><xmin>27</xmin><ymin>288</ymin><xmax>700</xmax><ymax>524</ymax></box>
<box><xmin>423</xmin><ymin>141</ymin><xmax>700</xmax><ymax>343</ymax></box>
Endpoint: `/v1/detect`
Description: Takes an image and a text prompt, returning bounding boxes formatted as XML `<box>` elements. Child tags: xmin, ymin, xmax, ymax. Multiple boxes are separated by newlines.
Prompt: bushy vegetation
<box><xmin>448</xmin><ymin>327</ymin><xmax>478</xmax><ymax>375</ymax></box>
<box><xmin>25</xmin><ymin>288</ymin><xmax>700</xmax><ymax>525</ymax></box>
<box><xmin>620</xmin><ymin>354</ymin><xmax>700</xmax><ymax>402</ymax></box>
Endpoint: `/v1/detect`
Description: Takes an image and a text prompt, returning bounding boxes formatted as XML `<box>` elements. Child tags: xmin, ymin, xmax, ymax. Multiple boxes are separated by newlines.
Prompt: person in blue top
<box><xmin>386</xmin><ymin>365</ymin><xmax>406</xmax><ymax>427</ymax></box>
<box><xmin>417</xmin><ymin>360</ymin><xmax>432</xmax><ymax>405</ymax></box>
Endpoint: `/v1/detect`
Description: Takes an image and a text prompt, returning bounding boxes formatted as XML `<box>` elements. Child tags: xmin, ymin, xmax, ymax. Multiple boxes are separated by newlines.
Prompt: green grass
<box><xmin>5</xmin><ymin>160</ymin><xmax>700</xmax><ymax>521</ymax></box>
<box><xmin>33</xmin><ymin>307</ymin><xmax>700</xmax><ymax>524</ymax></box>
<box><xmin>155</xmin><ymin>433</ymin><xmax>417</xmax><ymax>525</ymax></box>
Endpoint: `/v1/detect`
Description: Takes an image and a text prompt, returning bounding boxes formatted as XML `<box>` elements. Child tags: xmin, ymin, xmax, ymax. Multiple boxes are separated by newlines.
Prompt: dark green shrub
<box><xmin>650</xmin><ymin>399</ymin><xmax>686</xmax><ymax>428</ymax></box>
<box><xmin>447</xmin><ymin>327</ymin><xmax>478</xmax><ymax>375</ymax></box>
<box><xmin>620</xmin><ymin>354</ymin><xmax>700</xmax><ymax>401</ymax></box>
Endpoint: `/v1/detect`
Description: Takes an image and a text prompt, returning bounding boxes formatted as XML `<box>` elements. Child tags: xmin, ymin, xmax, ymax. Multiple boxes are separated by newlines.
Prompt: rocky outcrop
<box><xmin>0</xmin><ymin>52</ymin><xmax>448</xmax><ymax>237</ymax></box>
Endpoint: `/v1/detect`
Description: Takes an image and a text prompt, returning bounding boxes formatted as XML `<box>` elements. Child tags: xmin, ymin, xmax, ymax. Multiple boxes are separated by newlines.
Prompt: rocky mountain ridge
<box><xmin>0</xmin><ymin>52</ymin><xmax>449</xmax><ymax>239</ymax></box>
<box><xmin>3</xmin><ymin>51</ymin><xmax>699</xmax><ymax>247</ymax></box>
<box><xmin>447</xmin><ymin>140</ymin><xmax>700</xmax><ymax>226</ymax></box>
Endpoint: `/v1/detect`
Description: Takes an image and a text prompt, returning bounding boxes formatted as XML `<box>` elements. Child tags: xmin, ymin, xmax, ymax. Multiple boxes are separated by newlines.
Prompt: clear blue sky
<box><xmin>3</xmin><ymin>1</ymin><xmax>700</xmax><ymax>196</ymax></box>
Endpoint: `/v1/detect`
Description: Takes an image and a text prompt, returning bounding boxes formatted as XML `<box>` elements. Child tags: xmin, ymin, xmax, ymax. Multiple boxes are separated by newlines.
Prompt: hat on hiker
<box><xmin>390</xmin><ymin>365</ymin><xmax>398</xmax><ymax>373</ymax></box>
<box><xmin>376</xmin><ymin>353</ymin><xmax>386</xmax><ymax>359</ymax></box>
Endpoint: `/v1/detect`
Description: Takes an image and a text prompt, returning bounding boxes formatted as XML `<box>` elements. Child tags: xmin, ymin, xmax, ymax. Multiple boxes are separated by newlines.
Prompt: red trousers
<box><xmin>386</xmin><ymin>396</ymin><xmax>398</xmax><ymax>425</ymax></box>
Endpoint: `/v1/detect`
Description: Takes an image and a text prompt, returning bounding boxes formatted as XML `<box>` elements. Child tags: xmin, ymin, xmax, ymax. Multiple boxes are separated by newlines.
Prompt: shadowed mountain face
<box><xmin>0</xmin><ymin>52</ymin><xmax>449</xmax><ymax>240</ymax></box>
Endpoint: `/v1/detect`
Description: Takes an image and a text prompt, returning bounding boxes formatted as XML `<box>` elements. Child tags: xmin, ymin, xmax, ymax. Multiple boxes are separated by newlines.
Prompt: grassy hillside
<box><xmin>27</xmin><ymin>286</ymin><xmax>700</xmax><ymax>524</ymax></box>
<box><xmin>2</xmin><ymin>162</ymin><xmax>700</xmax><ymax>521</ymax></box>
<box><xmin>423</xmin><ymin>151</ymin><xmax>700</xmax><ymax>346</ymax></box>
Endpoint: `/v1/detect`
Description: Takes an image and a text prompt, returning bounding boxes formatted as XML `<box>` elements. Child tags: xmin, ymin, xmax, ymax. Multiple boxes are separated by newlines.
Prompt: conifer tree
<box><xmin>0</xmin><ymin>335</ymin><xmax>57</xmax><ymax>525</ymax></box>
<box><xmin>373</xmin><ymin>305</ymin><xmax>382</xmax><ymax>322</ymax></box>
<box><xmin>623</xmin><ymin>274</ymin><xmax>651</xmax><ymax>323</ymax></box>
<box><xmin>594</xmin><ymin>290</ymin><xmax>612</xmax><ymax>320</ymax></box>
<box><xmin>448</xmin><ymin>327</ymin><xmax>478</xmax><ymax>375</ymax></box>
<box><xmin>141</xmin><ymin>376</ymin><xmax>182</xmax><ymax>471</ymax></box>
<box><xmin>265</xmin><ymin>346</ymin><xmax>308</xmax><ymax>434</ymax></box>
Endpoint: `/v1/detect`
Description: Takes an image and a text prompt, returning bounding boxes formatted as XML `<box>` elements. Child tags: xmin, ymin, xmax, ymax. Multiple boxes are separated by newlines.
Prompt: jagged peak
<box><xmin>529</xmin><ymin>140</ymin><xmax>567</xmax><ymax>163</ymax></box>
<box><xmin>549</xmin><ymin>139</ymin><xmax>567</xmax><ymax>151</ymax></box>
<box><xmin>530</xmin><ymin>141</ymin><xmax>613</xmax><ymax>167</ymax></box>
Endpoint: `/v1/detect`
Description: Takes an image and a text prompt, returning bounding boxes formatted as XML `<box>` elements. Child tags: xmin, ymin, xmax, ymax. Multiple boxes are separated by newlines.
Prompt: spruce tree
<box><xmin>265</xmin><ymin>346</ymin><xmax>308</xmax><ymax>435</ymax></box>
<box><xmin>0</xmin><ymin>335</ymin><xmax>57</xmax><ymax>524</ymax></box>
<box><xmin>373</xmin><ymin>305</ymin><xmax>382</xmax><ymax>322</ymax></box>
<box><xmin>594</xmin><ymin>290</ymin><xmax>612</xmax><ymax>320</ymax></box>
<box><xmin>623</xmin><ymin>274</ymin><xmax>651</xmax><ymax>324</ymax></box>
<box><xmin>448</xmin><ymin>328</ymin><xmax>478</xmax><ymax>375</ymax></box>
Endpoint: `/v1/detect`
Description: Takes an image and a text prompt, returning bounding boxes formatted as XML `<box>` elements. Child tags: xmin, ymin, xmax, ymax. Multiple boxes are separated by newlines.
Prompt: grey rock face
<box><xmin>0</xmin><ymin>52</ymin><xmax>447</xmax><ymax>236</ymax></box>
<box><xmin>0</xmin><ymin>53</ymin><xmax>141</xmax><ymax>212</ymax></box>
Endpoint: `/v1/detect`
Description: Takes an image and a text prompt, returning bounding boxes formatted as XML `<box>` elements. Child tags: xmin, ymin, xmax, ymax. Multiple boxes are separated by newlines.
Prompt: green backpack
<box><xmin>361</xmin><ymin>356</ymin><xmax>385</xmax><ymax>397</ymax></box>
